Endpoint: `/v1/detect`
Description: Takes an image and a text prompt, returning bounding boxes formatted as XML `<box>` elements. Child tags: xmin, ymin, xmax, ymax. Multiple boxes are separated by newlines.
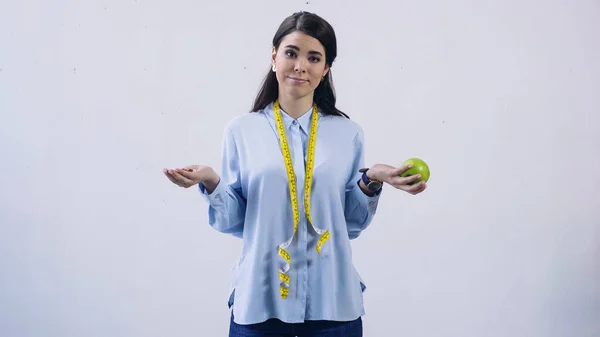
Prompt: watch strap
<box><xmin>359</xmin><ymin>168</ymin><xmax>383</xmax><ymax>195</ymax></box>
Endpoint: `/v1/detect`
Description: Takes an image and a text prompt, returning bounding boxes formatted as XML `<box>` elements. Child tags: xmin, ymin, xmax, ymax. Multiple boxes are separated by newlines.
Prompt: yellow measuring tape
<box><xmin>274</xmin><ymin>100</ymin><xmax>330</xmax><ymax>299</ymax></box>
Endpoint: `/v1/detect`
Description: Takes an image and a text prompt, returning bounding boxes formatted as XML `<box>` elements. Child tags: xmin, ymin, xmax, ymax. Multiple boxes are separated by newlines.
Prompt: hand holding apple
<box><xmin>366</xmin><ymin>162</ymin><xmax>427</xmax><ymax>195</ymax></box>
<box><xmin>400</xmin><ymin>158</ymin><xmax>430</xmax><ymax>185</ymax></box>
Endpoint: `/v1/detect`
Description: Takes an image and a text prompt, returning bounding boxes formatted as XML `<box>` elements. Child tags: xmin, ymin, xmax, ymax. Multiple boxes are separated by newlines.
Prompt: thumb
<box><xmin>182</xmin><ymin>165</ymin><xmax>199</xmax><ymax>172</ymax></box>
<box><xmin>176</xmin><ymin>166</ymin><xmax>201</xmax><ymax>180</ymax></box>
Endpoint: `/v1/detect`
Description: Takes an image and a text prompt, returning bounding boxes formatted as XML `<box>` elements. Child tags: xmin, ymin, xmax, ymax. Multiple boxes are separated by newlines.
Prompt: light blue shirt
<box><xmin>198</xmin><ymin>102</ymin><xmax>381</xmax><ymax>325</ymax></box>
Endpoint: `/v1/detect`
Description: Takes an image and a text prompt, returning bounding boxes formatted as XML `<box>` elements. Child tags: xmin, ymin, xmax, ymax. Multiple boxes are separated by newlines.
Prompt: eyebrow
<box><xmin>285</xmin><ymin>44</ymin><xmax>323</xmax><ymax>57</ymax></box>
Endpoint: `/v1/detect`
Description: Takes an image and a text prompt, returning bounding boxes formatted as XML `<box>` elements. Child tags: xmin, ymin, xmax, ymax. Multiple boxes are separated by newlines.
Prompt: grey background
<box><xmin>1</xmin><ymin>0</ymin><xmax>599</xmax><ymax>336</ymax></box>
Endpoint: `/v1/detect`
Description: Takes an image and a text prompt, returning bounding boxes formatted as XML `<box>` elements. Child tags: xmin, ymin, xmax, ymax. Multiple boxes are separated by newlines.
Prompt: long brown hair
<box><xmin>251</xmin><ymin>11</ymin><xmax>349</xmax><ymax>118</ymax></box>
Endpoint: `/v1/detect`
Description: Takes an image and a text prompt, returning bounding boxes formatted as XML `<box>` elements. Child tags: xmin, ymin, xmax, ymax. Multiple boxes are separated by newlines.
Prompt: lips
<box><xmin>287</xmin><ymin>76</ymin><xmax>308</xmax><ymax>83</ymax></box>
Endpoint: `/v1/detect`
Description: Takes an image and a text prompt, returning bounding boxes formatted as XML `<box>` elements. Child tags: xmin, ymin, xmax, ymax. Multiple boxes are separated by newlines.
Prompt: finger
<box><xmin>407</xmin><ymin>181</ymin><xmax>427</xmax><ymax>194</ymax></box>
<box><xmin>163</xmin><ymin>168</ymin><xmax>188</xmax><ymax>185</ymax></box>
<box><xmin>392</xmin><ymin>164</ymin><xmax>412</xmax><ymax>176</ymax></box>
<box><xmin>182</xmin><ymin>165</ymin><xmax>198</xmax><ymax>172</ymax></box>
<box><xmin>390</xmin><ymin>173</ymin><xmax>422</xmax><ymax>187</ymax></box>
<box><xmin>179</xmin><ymin>165</ymin><xmax>196</xmax><ymax>173</ymax></box>
<box><xmin>171</xmin><ymin>170</ymin><xmax>195</xmax><ymax>187</ymax></box>
<box><xmin>176</xmin><ymin>168</ymin><xmax>198</xmax><ymax>180</ymax></box>
<box><xmin>164</xmin><ymin>169</ymin><xmax>185</xmax><ymax>187</ymax></box>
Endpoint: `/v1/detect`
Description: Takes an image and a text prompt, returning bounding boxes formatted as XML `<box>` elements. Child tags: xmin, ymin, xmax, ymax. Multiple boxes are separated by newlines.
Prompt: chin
<box><xmin>281</xmin><ymin>86</ymin><xmax>311</xmax><ymax>99</ymax></box>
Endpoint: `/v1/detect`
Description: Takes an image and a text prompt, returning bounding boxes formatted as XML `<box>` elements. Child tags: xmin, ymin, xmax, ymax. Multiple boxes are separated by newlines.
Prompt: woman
<box><xmin>164</xmin><ymin>11</ymin><xmax>426</xmax><ymax>337</ymax></box>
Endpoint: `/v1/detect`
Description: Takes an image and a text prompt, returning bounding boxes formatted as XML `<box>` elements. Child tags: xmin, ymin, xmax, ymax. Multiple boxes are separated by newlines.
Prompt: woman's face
<box><xmin>271</xmin><ymin>31</ymin><xmax>330</xmax><ymax>100</ymax></box>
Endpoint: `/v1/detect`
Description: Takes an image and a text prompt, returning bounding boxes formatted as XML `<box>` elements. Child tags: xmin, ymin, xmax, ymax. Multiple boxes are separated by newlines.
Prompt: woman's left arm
<box><xmin>344</xmin><ymin>128</ymin><xmax>427</xmax><ymax>239</ymax></box>
<box><xmin>343</xmin><ymin>128</ymin><xmax>381</xmax><ymax>239</ymax></box>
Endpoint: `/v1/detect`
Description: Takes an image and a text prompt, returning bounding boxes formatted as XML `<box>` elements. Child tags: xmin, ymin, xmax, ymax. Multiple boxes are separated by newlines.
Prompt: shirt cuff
<box><xmin>198</xmin><ymin>180</ymin><xmax>227</xmax><ymax>206</ymax></box>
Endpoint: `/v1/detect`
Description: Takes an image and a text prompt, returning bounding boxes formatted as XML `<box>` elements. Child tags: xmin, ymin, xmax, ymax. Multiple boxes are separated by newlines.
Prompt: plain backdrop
<box><xmin>1</xmin><ymin>0</ymin><xmax>599</xmax><ymax>336</ymax></box>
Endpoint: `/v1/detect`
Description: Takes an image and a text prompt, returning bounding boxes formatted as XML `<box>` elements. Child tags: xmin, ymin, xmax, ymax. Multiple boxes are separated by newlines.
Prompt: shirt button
<box><xmin>292</xmin><ymin>120</ymin><xmax>298</xmax><ymax>125</ymax></box>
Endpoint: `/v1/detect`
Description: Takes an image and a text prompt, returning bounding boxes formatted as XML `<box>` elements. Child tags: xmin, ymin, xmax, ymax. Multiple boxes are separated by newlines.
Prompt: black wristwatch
<box><xmin>359</xmin><ymin>168</ymin><xmax>383</xmax><ymax>194</ymax></box>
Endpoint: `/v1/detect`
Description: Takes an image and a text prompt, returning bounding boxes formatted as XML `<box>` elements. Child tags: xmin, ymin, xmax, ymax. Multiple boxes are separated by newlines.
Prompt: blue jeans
<box><xmin>228</xmin><ymin>313</ymin><xmax>363</xmax><ymax>337</ymax></box>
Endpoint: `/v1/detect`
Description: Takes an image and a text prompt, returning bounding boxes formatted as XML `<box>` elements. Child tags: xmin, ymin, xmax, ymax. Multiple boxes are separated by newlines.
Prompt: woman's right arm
<box><xmin>197</xmin><ymin>126</ymin><xmax>246</xmax><ymax>238</ymax></box>
<box><xmin>165</xmin><ymin>125</ymin><xmax>246</xmax><ymax>238</ymax></box>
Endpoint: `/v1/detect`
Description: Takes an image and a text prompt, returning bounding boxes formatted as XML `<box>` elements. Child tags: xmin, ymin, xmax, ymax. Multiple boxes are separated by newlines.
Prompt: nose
<box><xmin>294</xmin><ymin>59</ymin><xmax>307</xmax><ymax>73</ymax></box>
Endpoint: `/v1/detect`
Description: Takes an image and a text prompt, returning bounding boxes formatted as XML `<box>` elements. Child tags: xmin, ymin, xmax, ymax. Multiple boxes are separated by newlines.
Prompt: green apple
<box><xmin>400</xmin><ymin>158</ymin><xmax>430</xmax><ymax>185</ymax></box>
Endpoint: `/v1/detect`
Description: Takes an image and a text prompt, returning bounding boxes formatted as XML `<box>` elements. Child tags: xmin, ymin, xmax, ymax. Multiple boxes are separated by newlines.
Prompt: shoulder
<box><xmin>320</xmin><ymin>113</ymin><xmax>364</xmax><ymax>140</ymax></box>
<box><xmin>223</xmin><ymin>109</ymin><xmax>269</xmax><ymax>135</ymax></box>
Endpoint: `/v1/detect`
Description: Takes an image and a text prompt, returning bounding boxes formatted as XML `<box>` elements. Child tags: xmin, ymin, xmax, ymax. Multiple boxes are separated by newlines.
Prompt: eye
<box><xmin>309</xmin><ymin>56</ymin><xmax>321</xmax><ymax>63</ymax></box>
<box><xmin>285</xmin><ymin>50</ymin><xmax>297</xmax><ymax>58</ymax></box>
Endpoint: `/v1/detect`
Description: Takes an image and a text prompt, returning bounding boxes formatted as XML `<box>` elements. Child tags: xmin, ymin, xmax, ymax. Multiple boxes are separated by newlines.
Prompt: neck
<box><xmin>277</xmin><ymin>92</ymin><xmax>314</xmax><ymax>119</ymax></box>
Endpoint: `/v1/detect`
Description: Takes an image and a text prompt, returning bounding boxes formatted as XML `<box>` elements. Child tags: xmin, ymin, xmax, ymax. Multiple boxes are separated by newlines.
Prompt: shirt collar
<box><xmin>266</xmin><ymin>102</ymin><xmax>317</xmax><ymax>133</ymax></box>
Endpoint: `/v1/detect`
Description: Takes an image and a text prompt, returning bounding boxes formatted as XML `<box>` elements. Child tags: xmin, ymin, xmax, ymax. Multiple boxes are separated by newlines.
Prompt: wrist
<box><xmin>359</xmin><ymin>167</ymin><xmax>383</xmax><ymax>195</ymax></box>
<box><xmin>201</xmin><ymin>170</ymin><xmax>221</xmax><ymax>193</ymax></box>
<box><xmin>365</xmin><ymin>164</ymin><xmax>382</xmax><ymax>182</ymax></box>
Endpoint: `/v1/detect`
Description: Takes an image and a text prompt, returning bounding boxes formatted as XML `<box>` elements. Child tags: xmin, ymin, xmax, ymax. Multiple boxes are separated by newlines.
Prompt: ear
<box><xmin>271</xmin><ymin>46</ymin><xmax>277</xmax><ymax>65</ymax></box>
<box><xmin>322</xmin><ymin>64</ymin><xmax>330</xmax><ymax>78</ymax></box>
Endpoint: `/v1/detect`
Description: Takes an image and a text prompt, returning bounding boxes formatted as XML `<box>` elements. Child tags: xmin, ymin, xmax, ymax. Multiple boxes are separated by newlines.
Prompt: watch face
<box><xmin>368</xmin><ymin>181</ymin><xmax>382</xmax><ymax>191</ymax></box>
